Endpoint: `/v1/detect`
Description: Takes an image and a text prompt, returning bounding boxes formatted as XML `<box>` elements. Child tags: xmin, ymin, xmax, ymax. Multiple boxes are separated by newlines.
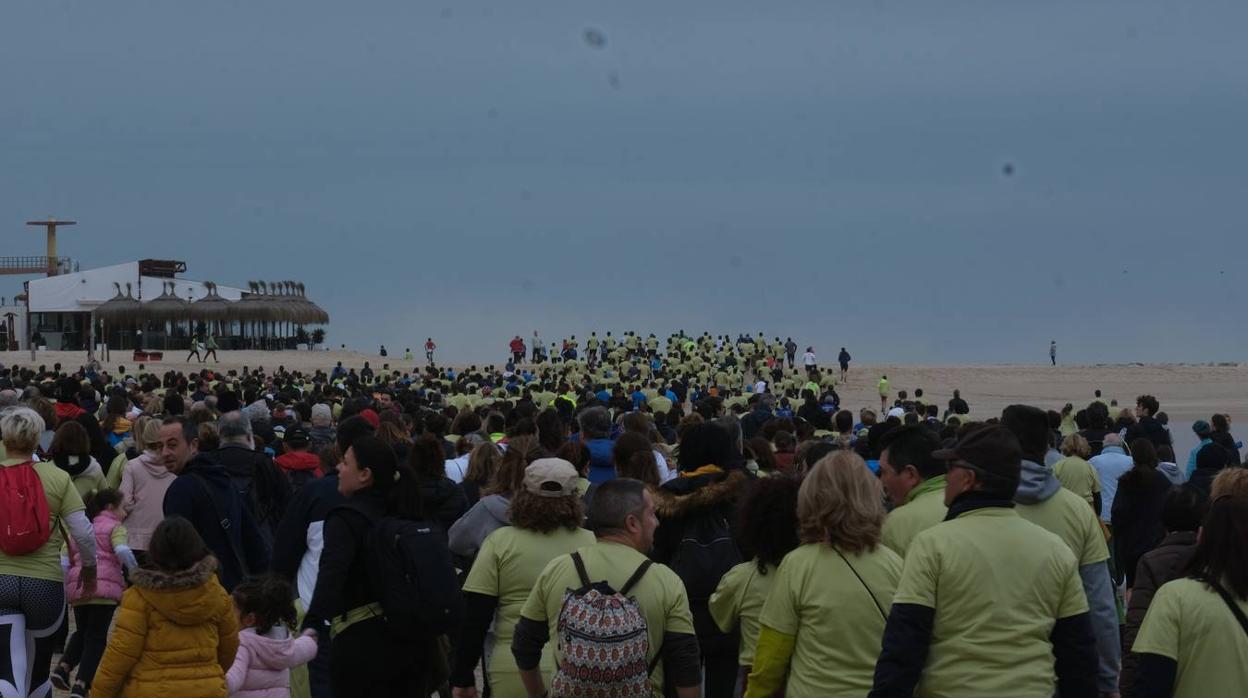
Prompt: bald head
<box><xmin>1103</xmin><ymin>433</ymin><xmax>1123</xmax><ymax>448</ymax></box>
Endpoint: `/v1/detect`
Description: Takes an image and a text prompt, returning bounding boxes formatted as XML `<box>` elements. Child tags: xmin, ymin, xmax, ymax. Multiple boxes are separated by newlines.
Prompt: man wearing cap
<box><xmin>870</xmin><ymin>425</ymin><xmax>1097</xmax><ymax>698</ymax></box>
<box><xmin>275</xmin><ymin>425</ymin><xmax>320</xmax><ymax>491</ymax></box>
<box><xmin>1004</xmin><ymin>405</ymin><xmax>1121</xmax><ymax>697</ymax></box>
<box><xmin>512</xmin><ymin>478</ymin><xmax>702</xmax><ymax>698</ymax></box>
<box><xmin>450</xmin><ymin>458</ymin><xmax>595</xmax><ymax>697</ymax></box>
<box><xmin>878</xmin><ymin>426</ymin><xmax>946</xmax><ymax>557</ymax></box>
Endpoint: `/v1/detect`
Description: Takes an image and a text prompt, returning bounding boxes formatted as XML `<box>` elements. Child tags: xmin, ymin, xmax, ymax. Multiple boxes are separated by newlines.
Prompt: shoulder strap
<box><xmin>620</xmin><ymin>559</ymin><xmax>652</xmax><ymax>596</ymax></box>
<box><xmin>835</xmin><ymin>548</ymin><xmax>887</xmax><ymax>621</ymax></box>
<box><xmin>570</xmin><ymin>551</ymin><xmax>591</xmax><ymax>588</ymax></box>
<box><xmin>189</xmin><ymin>473</ymin><xmax>250</xmax><ymax>577</ymax></box>
<box><xmin>1207</xmin><ymin>577</ymin><xmax>1248</xmax><ymax>639</ymax></box>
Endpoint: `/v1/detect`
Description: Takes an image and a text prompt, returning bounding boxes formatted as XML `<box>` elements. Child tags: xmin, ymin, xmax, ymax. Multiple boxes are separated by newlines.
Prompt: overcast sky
<box><xmin>3</xmin><ymin>0</ymin><xmax>1246</xmax><ymax>364</ymax></box>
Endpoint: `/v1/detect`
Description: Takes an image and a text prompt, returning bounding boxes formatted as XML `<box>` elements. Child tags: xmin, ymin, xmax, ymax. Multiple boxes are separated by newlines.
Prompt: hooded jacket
<box><xmin>1120</xmin><ymin>530</ymin><xmax>1198</xmax><ymax>697</ymax></box>
<box><xmin>1013</xmin><ymin>458</ymin><xmax>1122</xmax><ymax>694</ymax></box>
<box><xmin>652</xmin><ymin>468</ymin><xmax>749</xmax><ymax>647</ymax></box>
<box><xmin>119</xmin><ymin>451</ymin><xmax>176</xmax><ymax>551</ymax></box>
<box><xmin>272</xmin><ymin>473</ymin><xmax>344</xmax><ymax>610</ymax></box>
<box><xmin>226</xmin><ymin>626</ymin><xmax>319</xmax><ymax>698</ymax></box>
<box><xmin>447</xmin><ymin>493</ymin><xmax>511</xmax><ymax>560</ymax></box>
<box><xmin>419</xmin><ymin>476</ymin><xmax>468</xmax><ymax>534</ymax></box>
<box><xmin>1157</xmin><ymin>461</ymin><xmax>1185</xmax><ymax>485</ymax></box>
<box><xmin>163</xmin><ymin>454</ymin><xmax>271</xmax><ymax>591</ymax></box>
<box><xmin>91</xmin><ymin>556</ymin><xmax>239</xmax><ymax>698</ymax></box>
<box><xmin>54</xmin><ymin>454</ymin><xmax>106</xmax><ymax>499</ymax></box>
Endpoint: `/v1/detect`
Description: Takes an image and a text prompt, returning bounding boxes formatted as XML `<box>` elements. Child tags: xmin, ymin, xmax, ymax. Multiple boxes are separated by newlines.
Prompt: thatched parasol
<box><xmin>191</xmin><ymin>281</ymin><xmax>233</xmax><ymax>321</ymax></box>
<box><xmin>235</xmin><ymin>281</ymin><xmax>285</xmax><ymax>322</ymax></box>
<box><xmin>142</xmin><ymin>281</ymin><xmax>191</xmax><ymax>322</ymax></box>
<box><xmin>94</xmin><ymin>283</ymin><xmax>144</xmax><ymax>323</ymax></box>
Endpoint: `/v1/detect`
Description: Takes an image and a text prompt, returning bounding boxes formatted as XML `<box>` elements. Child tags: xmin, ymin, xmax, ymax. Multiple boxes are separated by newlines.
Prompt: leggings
<box><xmin>62</xmin><ymin>604</ymin><xmax>117</xmax><ymax>688</ymax></box>
<box><xmin>0</xmin><ymin>574</ymin><xmax>67</xmax><ymax>698</ymax></box>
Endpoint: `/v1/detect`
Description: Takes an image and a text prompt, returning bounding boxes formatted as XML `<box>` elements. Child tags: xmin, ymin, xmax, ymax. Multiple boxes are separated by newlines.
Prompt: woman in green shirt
<box><xmin>450</xmin><ymin>458</ymin><xmax>595</xmax><ymax>697</ymax></box>
<box><xmin>709</xmin><ymin>475</ymin><xmax>800</xmax><ymax>695</ymax></box>
<box><xmin>746</xmin><ymin>451</ymin><xmax>903</xmax><ymax>698</ymax></box>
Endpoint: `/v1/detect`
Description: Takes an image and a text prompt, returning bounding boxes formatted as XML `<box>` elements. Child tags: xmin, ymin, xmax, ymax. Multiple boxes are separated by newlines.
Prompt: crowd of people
<box><xmin>0</xmin><ymin>331</ymin><xmax>1245</xmax><ymax>698</ymax></box>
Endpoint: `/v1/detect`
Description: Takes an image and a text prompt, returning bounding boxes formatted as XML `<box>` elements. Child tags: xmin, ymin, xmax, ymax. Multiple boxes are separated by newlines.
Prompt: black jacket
<box><xmin>1210</xmin><ymin>430</ymin><xmax>1241</xmax><ymax>465</ymax></box>
<box><xmin>1124</xmin><ymin>417</ymin><xmax>1172</xmax><ymax>449</ymax></box>
<box><xmin>740</xmin><ymin>408</ymin><xmax>773</xmax><ymax>441</ymax></box>
<box><xmin>212</xmin><ymin>443</ymin><xmax>292</xmax><ymax>543</ymax></box>
<box><xmin>304</xmin><ymin>492</ymin><xmax>385</xmax><ymax>630</ymax></box>
<box><xmin>1121</xmin><ymin>530</ymin><xmax>1198</xmax><ymax>697</ymax></box>
<box><xmin>419</xmin><ymin>477</ymin><xmax>468</xmax><ymax>535</ymax></box>
<box><xmin>272</xmin><ymin>473</ymin><xmax>345</xmax><ymax>582</ymax></box>
<box><xmin>1111</xmin><ymin>469</ymin><xmax>1171</xmax><ymax>589</ymax></box>
<box><xmin>163</xmin><ymin>454</ymin><xmax>271</xmax><ymax>591</ymax></box>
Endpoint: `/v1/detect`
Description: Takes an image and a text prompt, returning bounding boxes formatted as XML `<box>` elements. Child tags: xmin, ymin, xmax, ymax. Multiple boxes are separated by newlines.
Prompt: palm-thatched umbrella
<box><xmin>141</xmin><ymin>281</ymin><xmax>193</xmax><ymax>349</ymax></box>
<box><xmin>236</xmin><ymin>281</ymin><xmax>286</xmax><ymax>348</ymax></box>
<box><xmin>191</xmin><ymin>282</ymin><xmax>234</xmax><ymax>339</ymax></box>
<box><xmin>95</xmin><ymin>283</ymin><xmax>144</xmax><ymax>353</ymax></box>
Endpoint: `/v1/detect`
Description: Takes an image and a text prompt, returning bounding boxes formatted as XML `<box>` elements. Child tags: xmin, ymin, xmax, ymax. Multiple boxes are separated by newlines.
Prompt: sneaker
<box><xmin>69</xmin><ymin>681</ymin><xmax>89</xmax><ymax>698</ymax></box>
<box><xmin>50</xmin><ymin>664</ymin><xmax>70</xmax><ymax>691</ymax></box>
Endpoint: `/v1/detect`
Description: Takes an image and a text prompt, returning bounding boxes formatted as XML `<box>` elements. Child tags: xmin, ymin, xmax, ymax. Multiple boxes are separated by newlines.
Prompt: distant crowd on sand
<box><xmin>0</xmin><ymin>330</ymin><xmax>1245</xmax><ymax>698</ymax></box>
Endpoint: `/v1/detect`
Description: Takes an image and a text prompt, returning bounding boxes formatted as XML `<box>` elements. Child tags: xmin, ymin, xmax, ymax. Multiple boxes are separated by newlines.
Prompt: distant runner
<box><xmin>838</xmin><ymin>347</ymin><xmax>852</xmax><ymax>382</ymax></box>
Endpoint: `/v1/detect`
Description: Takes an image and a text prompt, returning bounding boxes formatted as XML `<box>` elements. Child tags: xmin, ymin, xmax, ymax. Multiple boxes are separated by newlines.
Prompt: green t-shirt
<box><xmin>1133</xmin><ymin>577</ymin><xmax>1248</xmax><ymax>698</ymax></box>
<box><xmin>881</xmin><ymin>476</ymin><xmax>948</xmax><ymax>557</ymax></box>
<box><xmin>709</xmin><ymin>560</ymin><xmax>778</xmax><ymax>667</ymax></box>
<box><xmin>520</xmin><ymin>540</ymin><xmax>695</xmax><ymax>697</ymax></box>
<box><xmin>463</xmin><ymin>526</ymin><xmax>596</xmax><ymax>694</ymax></box>
<box><xmin>1016</xmin><ymin>487</ymin><xmax>1109</xmax><ymax>567</ymax></box>
<box><xmin>894</xmin><ymin>508</ymin><xmax>1088</xmax><ymax>698</ymax></box>
<box><xmin>0</xmin><ymin>459</ymin><xmax>86</xmax><ymax>582</ymax></box>
<box><xmin>758</xmin><ymin>543</ymin><xmax>902</xmax><ymax>697</ymax></box>
<box><xmin>1052</xmin><ymin>456</ymin><xmax>1101</xmax><ymax>505</ymax></box>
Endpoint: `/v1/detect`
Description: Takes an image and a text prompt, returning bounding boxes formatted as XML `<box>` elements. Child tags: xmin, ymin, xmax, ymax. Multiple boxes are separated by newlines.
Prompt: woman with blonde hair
<box><xmin>1052</xmin><ymin>433</ymin><xmax>1103</xmax><ymax>511</ymax></box>
<box><xmin>745</xmin><ymin>451</ymin><xmax>903</xmax><ymax>697</ymax></box>
<box><xmin>117</xmin><ymin>418</ymin><xmax>176</xmax><ymax>562</ymax></box>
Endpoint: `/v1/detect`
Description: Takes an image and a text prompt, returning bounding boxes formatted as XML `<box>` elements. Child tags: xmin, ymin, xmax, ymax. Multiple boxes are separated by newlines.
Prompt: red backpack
<box><xmin>0</xmin><ymin>461</ymin><xmax>52</xmax><ymax>555</ymax></box>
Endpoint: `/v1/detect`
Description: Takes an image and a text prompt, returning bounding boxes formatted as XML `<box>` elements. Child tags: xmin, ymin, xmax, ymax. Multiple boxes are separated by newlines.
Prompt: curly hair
<box><xmin>507</xmin><ymin>489</ymin><xmax>585</xmax><ymax>534</ymax></box>
<box><xmin>738</xmin><ymin>475</ymin><xmax>801</xmax><ymax>574</ymax></box>
<box><xmin>231</xmin><ymin>574</ymin><xmax>298</xmax><ymax>635</ymax></box>
<box><xmin>798</xmin><ymin>450</ymin><xmax>886</xmax><ymax>554</ymax></box>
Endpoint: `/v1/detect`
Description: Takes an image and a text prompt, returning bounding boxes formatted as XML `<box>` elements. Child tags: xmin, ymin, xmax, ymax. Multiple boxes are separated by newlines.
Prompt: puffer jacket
<box><xmin>119</xmin><ymin>451</ymin><xmax>176</xmax><ymax>551</ymax></box>
<box><xmin>225</xmin><ymin>626</ymin><xmax>319</xmax><ymax>698</ymax></box>
<box><xmin>91</xmin><ymin>556</ymin><xmax>239</xmax><ymax>698</ymax></box>
<box><xmin>419</xmin><ymin>476</ymin><xmax>468</xmax><ymax>534</ymax></box>
<box><xmin>1120</xmin><ymin>530</ymin><xmax>1199</xmax><ymax>698</ymax></box>
<box><xmin>66</xmin><ymin>509</ymin><xmax>126</xmax><ymax>604</ymax></box>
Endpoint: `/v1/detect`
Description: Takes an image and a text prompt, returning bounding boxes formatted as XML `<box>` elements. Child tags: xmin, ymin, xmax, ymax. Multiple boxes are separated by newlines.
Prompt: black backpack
<box><xmin>669</xmin><ymin>513</ymin><xmax>741</xmax><ymax>610</ymax></box>
<box><xmin>364</xmin><ymin>515</ymin><xmax>463</xmax><ymax>639</ymax></box>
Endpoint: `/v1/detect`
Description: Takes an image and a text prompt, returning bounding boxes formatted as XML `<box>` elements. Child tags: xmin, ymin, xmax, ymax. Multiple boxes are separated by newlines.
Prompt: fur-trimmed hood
<box><xmin>131</xmin><ymin>556</ymin><xmax>226</xmax><ymax>626</ymax></box>
<box><xmin>653</xmin><ymin>469</ymin><xmax>749</xmax><ymax>519</ymax></box>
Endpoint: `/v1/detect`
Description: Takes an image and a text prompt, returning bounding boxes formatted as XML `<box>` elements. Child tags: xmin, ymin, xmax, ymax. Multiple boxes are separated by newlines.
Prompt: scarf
<box><xmin>679</xmin><ymin>464</ymin><xmax>724</xmax><ymax>478</ymax></box>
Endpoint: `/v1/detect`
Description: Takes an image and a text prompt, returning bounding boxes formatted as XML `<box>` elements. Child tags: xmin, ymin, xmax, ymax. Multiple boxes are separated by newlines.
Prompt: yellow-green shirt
<box><xmin>709</xmin><ymin>560</ymin><xmax>778</xmax><ymax>667</ymax></box>
<box><xmin>464</xmin><ymin>526</ymin><xmax>595</xmax><ymax>696</ymax></box>
<box><xmin>881</xmin><ymin>476</ymin><xmax>948</xmax><ymax>557</ymax></box>
<box><xmin>0</xmin><ymin>458</ymin><xmax>86</xmax><ymax>582</ymax></box>
<box><xmin>1133</xmin><ymin>577</ymin><xmax>1248</xmax><ymax>698</ymax></box>
<box><xmin>520</xmin><ymin>540</ymin><xmax>695</xmax><ymax>697</ymax></box>
<box><xmin>1052</xmin><ymin>456</ymin><xmax>1101</xmax><ymax>506</ymax></box>
<box><xmin>1016</xmin><ymin>487</ymin><xmax>1109</xmax><ymax>567</ymax></box>
<box><xmin>894</xmin><ymin>508</ymin><xmax>1088</xmax><ymax>698</ymax></box>
<box><xmin>758</xmin><ymin>543</ymin><xmax>902</xmax><ymax>697</ymax></box>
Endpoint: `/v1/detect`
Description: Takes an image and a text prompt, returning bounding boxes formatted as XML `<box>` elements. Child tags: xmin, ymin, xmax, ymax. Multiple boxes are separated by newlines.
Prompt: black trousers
<box><xmin>331</xmin><ymin>617</ymin><xmax>426</xmax><ymax>698</ymax></box>
<box><xmin>63</xmin><ymin>604</ymin><xmax>117</xmax><ymax>686</ymax></box>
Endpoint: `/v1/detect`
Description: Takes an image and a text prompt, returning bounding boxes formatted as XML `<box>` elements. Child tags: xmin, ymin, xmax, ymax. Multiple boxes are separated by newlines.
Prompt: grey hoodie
<box><xmin>1014</xmin><ymin>458</ymin><xmax>1121</xmax><ymax>693</ymax></box>
<box><xmin>1015</xmin><ymin>458</ymin><xmax>1062</xmax><ymax>504</ymax></box>
<box><xmin>1158</xmin><ymin>461</ymin><xmax>1185</xmax><ymax>485</ymax></box>
<box><xmin>447</xmin><ymin>493</ymin><xmax>511</xmax><ymax>559</ymax></box>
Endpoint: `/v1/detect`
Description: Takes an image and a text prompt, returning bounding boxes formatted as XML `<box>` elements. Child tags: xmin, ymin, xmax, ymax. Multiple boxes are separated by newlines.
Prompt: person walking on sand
<box><xmin>186</xmin><ymin>333</ymin><xmax>203</xmax><ymax>363</ymax></box>
<box><xmin>424</xmin><ymin>338</ymin><xmax>436</xmax><ymax>366</ymax></box>
<box><xmin>838</xmin><ymin>347</ymin><xmax>852</xmax><ymax>382</ymax></box>
<box><xmin>1050</xmin><ymin>340</ymin><xmax>1058</xmax><ymax>366</ymax></box>
<box><xmin>878</xmin><ymin>375</ymin><xmax>890</xmax><ymax>412</ymax></box>
<box><xmin>203</xmin><ymin>332</ymin><xmax>218</xmax><ymax>363</ymax></box>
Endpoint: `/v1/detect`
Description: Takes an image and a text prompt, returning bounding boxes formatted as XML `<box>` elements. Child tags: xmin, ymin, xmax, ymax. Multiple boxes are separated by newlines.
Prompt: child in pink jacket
<box><xmin>227</xmin><ymin>575</ymin><xmax>318</xmax><ymax>698</ymax></box>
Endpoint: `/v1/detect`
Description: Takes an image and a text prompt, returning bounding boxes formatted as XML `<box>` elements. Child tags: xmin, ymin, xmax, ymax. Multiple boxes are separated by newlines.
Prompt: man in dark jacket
<box><xmin>1120</xmin><ymin>485</ymin><xmax>1206</xmax><ymax>697</ymax></box>
<box><xmin>1124</xmin><ymin>395</ymin><xmax>1171</xmax><ymax>448</ymax></box>
<box><xmin>213</xmin><ymin>410</ymin><xmax>292</xmax><ymax>544</ymax></box>
<box><xmin>739</xmin><ymin>395</ymin><xmax>774</xmax><ymax>441</ymax></box>
<box><xmin>160</xmin><ymin>416</ymin><xmax>270</xmax><ymax>591</ymax></box>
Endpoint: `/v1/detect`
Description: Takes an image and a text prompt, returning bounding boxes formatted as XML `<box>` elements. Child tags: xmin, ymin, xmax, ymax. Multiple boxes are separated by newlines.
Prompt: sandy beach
<box><xmin>5</xmin><ymin>349</ymin><xmax>1243</xmax><ymax>458</ymax></box>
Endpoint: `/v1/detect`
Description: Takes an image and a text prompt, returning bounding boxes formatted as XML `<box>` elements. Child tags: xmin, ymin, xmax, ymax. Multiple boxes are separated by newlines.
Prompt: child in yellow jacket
<box><xmin>92</xmin><ymin>516</ymin><xmax>239</xmax><ymax>698</ymax></box>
